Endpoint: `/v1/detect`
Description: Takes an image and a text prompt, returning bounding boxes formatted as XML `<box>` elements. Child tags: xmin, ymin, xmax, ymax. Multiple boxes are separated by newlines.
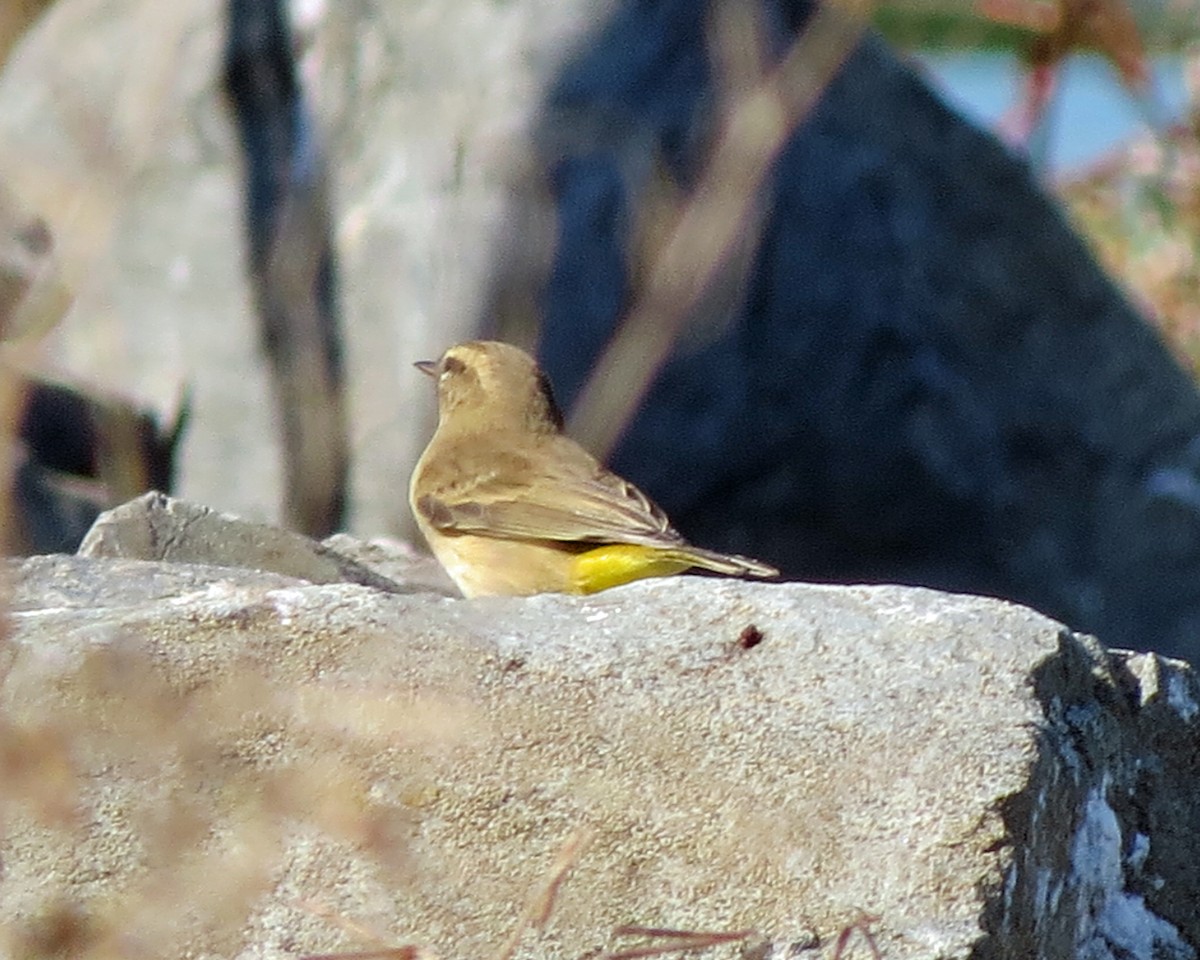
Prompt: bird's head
<box><xmin>415</xmin><ymin>340</ymin><xmax>565</xmax><ymax>435</ymax></box>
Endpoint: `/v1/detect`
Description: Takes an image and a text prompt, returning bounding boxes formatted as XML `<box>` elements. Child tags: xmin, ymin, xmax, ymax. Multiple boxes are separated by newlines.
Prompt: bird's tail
<box><xmin>568</xmin><ymin>543</ymin><xmax>777</xmax><ymax>594</ymax></box>
<box><xmin>672</xmin><ymin>546</ymin><xmax>779</xmax><ymax>580</ymax></box>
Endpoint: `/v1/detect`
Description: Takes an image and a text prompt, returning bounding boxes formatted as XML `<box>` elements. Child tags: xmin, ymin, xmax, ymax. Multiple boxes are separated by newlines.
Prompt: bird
<box><xmin>409</xmin><ymin>340</ymin><xmax>779</xmax><ymax>597</ymax></box>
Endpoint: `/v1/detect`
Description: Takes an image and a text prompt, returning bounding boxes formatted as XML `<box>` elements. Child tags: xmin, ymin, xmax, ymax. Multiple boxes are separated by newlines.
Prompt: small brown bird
<box><xmin>409</xmin><ymin>340</ymin><xmax>778</xmax><ymax>597</ymax></box>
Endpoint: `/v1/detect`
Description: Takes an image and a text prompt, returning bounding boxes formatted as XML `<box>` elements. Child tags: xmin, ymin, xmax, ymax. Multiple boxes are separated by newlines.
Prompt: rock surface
<box><xmin>78</xmin><ymin>490</ymin><xmax>454</xmax><ymax>595</ymax></box>
<box><xmin>1</xmin><ymin>510</ymin><xmax>1196</xmax><ymax>958</ymax></box>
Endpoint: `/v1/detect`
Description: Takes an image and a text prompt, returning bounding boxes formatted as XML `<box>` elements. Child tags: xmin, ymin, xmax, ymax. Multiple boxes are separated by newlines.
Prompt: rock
<box><xmin>1000</xmin><ymin>635</ymin><xmax>1200</xmax><ymax>959</ymax></box>
<box><xmin>1</xmin><ymin>552</ymin><xmax>1196</xmax><ymax>958</ymax></box>
<box><xmin>8</xmin><ymin>376</ymin><xmax>190</xmax><ymax>556</ymax></box>
<box><xmin>78</xmin><ymin>491</ymin><xmax>455</xmax><ymax>595</ymax></box>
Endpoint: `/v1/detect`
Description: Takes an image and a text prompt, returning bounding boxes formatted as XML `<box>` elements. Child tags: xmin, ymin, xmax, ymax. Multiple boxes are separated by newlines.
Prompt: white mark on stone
<box><xmin>1165</xmin><ymin>672</ymin><xmax>1198</xmax><ymax>722</ymax></box>
<box><xmin>1127</xmin><ymin>832</ymin><xmax>1150</xmax><ymax>872</ymax></box>
<box><xmin>1070</xmin><ymin>781</ymin><xmax>1194</xmax><ymax>959</ymax></box>
<box><xmin>268</xmin><ymin>588</ymin><xmax>308</xmax><ymax>626</ymax></box>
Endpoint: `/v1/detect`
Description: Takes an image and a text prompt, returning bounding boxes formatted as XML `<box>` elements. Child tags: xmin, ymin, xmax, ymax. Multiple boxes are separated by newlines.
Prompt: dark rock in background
<box><xmin>7</xmin><ymin>376</ymin><xmax>188</xmax><ymax>555</ymax></box>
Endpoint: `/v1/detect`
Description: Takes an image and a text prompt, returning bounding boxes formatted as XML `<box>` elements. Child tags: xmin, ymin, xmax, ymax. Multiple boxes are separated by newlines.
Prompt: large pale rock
<box><xmin>1</xmin><ymin>537</ymin><xmax>1196</xmax><ymax>958</ymax></box>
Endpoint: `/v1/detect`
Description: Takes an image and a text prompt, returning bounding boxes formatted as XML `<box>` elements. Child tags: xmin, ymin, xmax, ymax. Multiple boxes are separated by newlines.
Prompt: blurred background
<box><xmin>4</xmin><ymin>0</ymin><xmax>1200</xmax><ymax>656</ymax></box>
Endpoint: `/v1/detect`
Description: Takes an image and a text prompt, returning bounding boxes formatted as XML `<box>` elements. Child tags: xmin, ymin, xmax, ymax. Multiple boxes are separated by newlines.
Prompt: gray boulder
<box><xmin>0</xmin><ymin>500</ymin><xmax>1196</xmax><ymax>958</ymax></box>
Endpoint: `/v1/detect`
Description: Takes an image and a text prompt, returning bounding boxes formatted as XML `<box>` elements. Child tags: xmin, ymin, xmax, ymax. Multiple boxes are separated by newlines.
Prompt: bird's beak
<box><xmin>414</xmin><ymin>360</ymin><xmax>438</xmax><ymax>378</ymax></box>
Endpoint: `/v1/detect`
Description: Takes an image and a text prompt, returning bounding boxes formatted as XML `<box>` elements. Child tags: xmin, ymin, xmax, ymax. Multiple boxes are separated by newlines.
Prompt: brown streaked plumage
<box><xmin>409</xmin><ymin>340</ymin><xmax>778</xmax><ymax>597</ymax></box>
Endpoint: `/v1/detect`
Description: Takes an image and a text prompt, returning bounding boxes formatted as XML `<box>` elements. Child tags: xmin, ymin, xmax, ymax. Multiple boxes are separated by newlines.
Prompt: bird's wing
<box><xmin>415</xmin><ymin>442</ymin><xmax>684</xmax><ymax>547</ymax></box>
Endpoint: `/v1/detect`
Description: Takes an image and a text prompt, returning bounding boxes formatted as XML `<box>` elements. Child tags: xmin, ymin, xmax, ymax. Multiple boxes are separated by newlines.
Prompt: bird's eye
<box><xmin>441</xmin><ymin>356</ymin><xmax>466</xmax><ymax>376</ymax></box>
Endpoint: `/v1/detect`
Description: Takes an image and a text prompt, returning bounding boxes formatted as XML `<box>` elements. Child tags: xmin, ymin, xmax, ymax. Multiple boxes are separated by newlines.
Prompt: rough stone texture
<box><xmin>997</xmin><ymin>636</ymin><xmax>1200</xmax><ymax>959</ymax></box>
<box><xmin>78</xmin><ymin>491</ymin><xmax>454</xmax><ymax>595</ymax></box>
<box><xmin>1</xmin><ymin>544</ymin><xmax>1196</xmax><ymax>959</ymax></box>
